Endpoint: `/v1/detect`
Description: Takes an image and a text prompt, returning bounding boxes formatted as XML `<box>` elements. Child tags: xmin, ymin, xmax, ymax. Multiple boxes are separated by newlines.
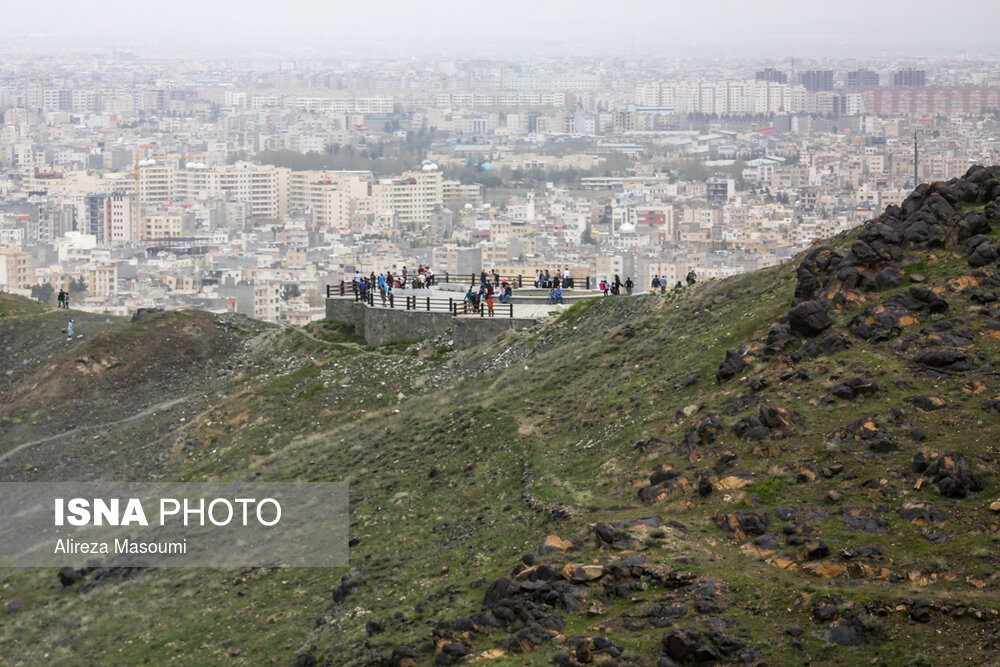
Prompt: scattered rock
<box><xmin>539</xmin><ymin>535</ymin><xmax>573</xmax><ymax>554</ymax></box>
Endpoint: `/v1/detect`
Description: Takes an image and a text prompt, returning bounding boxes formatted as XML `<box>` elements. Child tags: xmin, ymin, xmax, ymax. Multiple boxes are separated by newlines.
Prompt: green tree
<box><xmin>30</xmin><ymin>283</ymin><xmax>54</xmax><ymax>304</ymax></box>
<box><xmin>281</xmin><ymin>284</ymin><xmax>302</xmax><ymax>301</ymax></box>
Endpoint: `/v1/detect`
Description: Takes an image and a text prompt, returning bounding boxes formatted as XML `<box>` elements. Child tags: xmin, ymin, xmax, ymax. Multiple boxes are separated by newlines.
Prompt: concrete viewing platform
<box><xmin>325</xmin><ymin>284</ymin><xmax>621</xmax><ymax>347</ymax></box>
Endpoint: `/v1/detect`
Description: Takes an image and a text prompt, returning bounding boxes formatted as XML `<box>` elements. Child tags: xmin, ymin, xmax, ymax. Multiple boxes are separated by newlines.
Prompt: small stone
<box><xmin>825</xmin><ymin>490</ymin><xmax>842</xmax><ymax>503</ymax></box>
<box><xmin>910</xmin><ymin>273</ymin><xmax>926</xmax><ymax>283</ymax></box>
<box><xmin>561</xmin><ymin>564</ymin><xmax>604</xmax><ymax>583</ymax></box>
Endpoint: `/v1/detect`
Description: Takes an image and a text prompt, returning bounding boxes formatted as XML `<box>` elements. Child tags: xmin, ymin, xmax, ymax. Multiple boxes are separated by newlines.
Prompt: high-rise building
<box><xmin>175</xmin><ymin>162</ymin><xmax>286</xmax><ymax>220</ymax></box>
<box><xmin>138</xmin><ymin>159</ymin><xmax>177</xmax><ymax>205</ymax></box>
<box><xmin>371</xmin><ymin>169</ymin><xmax>444</xmax><ymax>230</ymax></box>
<box><xmin>799</xmin><ymin>70</ymin><xmax>834</xmax><ymax>92</ymax></box>
<box><xmin>755</xmin><ymin>68</ymin><xmax>788</xmax><ymax>84</ymax></box>
<box><xmin>893</xmin><ymin>68</ymin><xmax>926</xmax><ymax>88</ymax></box>
<box><xmin>83</xmin><ymin>194</ymin><xmax>109</xmax><ymax>244</ymax></box>
<box><xmin>846</xmin><ymin>69</ymin><xmax>880</xmax><ymax>88</ymax></box>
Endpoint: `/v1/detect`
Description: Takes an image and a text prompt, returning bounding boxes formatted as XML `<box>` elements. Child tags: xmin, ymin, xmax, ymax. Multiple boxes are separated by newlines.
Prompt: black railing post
<box><xmin>425</xmin><ymin>297</ymin><xmax>430</xmax><ymax>311</ymax></box>
<box><xmin>509</xmin><ymin>303</ymin><xmax>513</xmax><ymax>318</ymax></box>
<box><xmin>389</xmin><ymin>292</ymin><xmax>394</xmax><ymax>308</ymax></box>
<box><xmin>449</xmin><ymin>297</ymin><xmax>453</xmax><ymax>314</ymax></box>
<box><xmin>518</xmin><ymin>275</ymin><xmax>522</xmax><ymax>288</ymax></box>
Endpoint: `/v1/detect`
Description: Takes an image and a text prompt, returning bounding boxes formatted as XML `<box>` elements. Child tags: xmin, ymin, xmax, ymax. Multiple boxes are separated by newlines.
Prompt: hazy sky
<box><xmin>4</xmin><ymin>0</ymin><xmax>999</xmax><ymax>58</ymax></box>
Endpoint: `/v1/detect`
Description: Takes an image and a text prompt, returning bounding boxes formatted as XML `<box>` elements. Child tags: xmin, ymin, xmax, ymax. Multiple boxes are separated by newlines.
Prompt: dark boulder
<box><xmin>765</xmin><ymin>322</ymin><xmax>792</xmax><ymax>355</ymax></box>
<box><xmin>887</xmin><ymin>286</ymin><xmax>949</xmax><ymax>314</ymax></box>
<box><xmin>832</xmin><ymin>377</ymin><xmax>877</xmax><ymax>400</ymax></box>
<box><xmin>788</xmin><ymin>299</ymin><xmax>833</xmax><ymax>337</ymax></box>
<box><xmin>733</xmin><ymin>415</ymin><xmax>768</xmax><ymax>440</ymax></box>
<box><xmin>58</xmin><ymin>567</ymin><xmax>81</xmax><ymax>587</ymax></box>
<box><xmin>715</xmin><ymin>349</ymin><xmax>746</xmax><ymax>382</ymax></box>
<box><xmin>869</xmin><ymin>268</ymin><xmax>903</xmax><ymax>291</ymax></box>
<box><xmin>825</xmin><ymin>620</ymin><xmax>862</xmax><ymax>646</ymax></box>
<box><xmin>968</xmin><ymin>242</ymin><xmax>998</xmax><ymax>268</ymax></box>
<box><xmin>913</xmin><ymin>347</ymin><xmax>970</xmax><ymax>372</ymax></box>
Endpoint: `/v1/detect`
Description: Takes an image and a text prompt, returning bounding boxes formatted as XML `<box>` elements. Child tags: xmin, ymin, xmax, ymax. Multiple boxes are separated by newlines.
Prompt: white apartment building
<box><xmin>371</xmin><ymin>169</ymin><xmax>443</xmax><ymax>230</ymax></box>
<box><xmin>175</xmin><ymin>162</ymin><xmax>286</xmax><ymax>219</ymax></box>
<box><xmin>287</xmin><ymin>170</ymin><xmax>371</xmax><ymax>229</ymax></box>
<box><xmin>636</xmin><ymin>80</ymin><xmax>806</xmax><ymax>116</ymax></box>
<box><xmin>138</xmin><ymin>159</ymin><xmax>176</xmax><ymax>205</ymax></box>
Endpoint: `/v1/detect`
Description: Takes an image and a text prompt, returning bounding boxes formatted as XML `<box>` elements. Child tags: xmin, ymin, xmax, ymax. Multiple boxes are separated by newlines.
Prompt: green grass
<box><xmin>3</xmin><ymin>218</ymin><xmax>1000</xmax><ymax>665</ymax></box>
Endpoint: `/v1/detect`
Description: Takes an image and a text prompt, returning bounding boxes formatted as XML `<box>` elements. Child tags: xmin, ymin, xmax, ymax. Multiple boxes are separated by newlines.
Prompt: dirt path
<box><xmin>0</xmin><ymin>395</ymin><xmax>192</xmax><ymax>465</ymax></box>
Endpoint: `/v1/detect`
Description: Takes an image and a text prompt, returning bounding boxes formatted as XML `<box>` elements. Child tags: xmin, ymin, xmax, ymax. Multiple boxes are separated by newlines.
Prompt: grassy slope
<box><xmin>0</xmin><ymin>215</ymin><xmax>998</xmax><ymax>665</ymax></box>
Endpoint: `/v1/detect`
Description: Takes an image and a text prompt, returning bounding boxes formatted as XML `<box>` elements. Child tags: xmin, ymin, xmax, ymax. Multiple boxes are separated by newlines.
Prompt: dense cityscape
<box><xmin>2</xmin><ymin>54</ymin><xmax>999</xmax><ymax>322</ymax></box>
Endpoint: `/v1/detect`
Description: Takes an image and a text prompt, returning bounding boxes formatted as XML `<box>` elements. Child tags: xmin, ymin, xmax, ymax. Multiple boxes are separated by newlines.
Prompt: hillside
<box><xmin>2</xmin><ymin>166</ymin><xmax>1000</xmax><ymax>665</ymax></box>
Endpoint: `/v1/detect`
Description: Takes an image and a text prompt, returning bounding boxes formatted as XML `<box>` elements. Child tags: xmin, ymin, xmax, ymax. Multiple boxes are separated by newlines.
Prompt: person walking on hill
<box><xmin>625</xmin><ymin>277</ymin><xmax>634</xmax><ymax>295</ymax></box>
<box><xmin>57</xmin><ymin>289</ymin><xmax>66</xmax><ymax>308</ymax></box>
<box><xmin>613</xmin><ymin>274</ymin><xmax>622</xmax><ymax>296</ymax></box>
<box><xmin>67</xmin><ymin>319</ymin><xmax>74</xmax><ymax>339</ymax></box>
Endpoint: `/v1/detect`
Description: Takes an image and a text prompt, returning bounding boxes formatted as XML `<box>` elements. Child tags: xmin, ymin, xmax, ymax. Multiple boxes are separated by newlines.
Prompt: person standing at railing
<box><xmin>427</xmin><ymin>267</ymin><xmax>435</xmax><ymax>286</ymax></box>
<box><xmin>401</xmin><ymin>266</ymin><xmax>408</xmax><ymax>288</ymax></box>
<box><xmin>563</xmin><ymin>268</ymin><xmax>571</xmax><ymax>288</ymax></box>
<box><xmin>486</xmin><ymin>290</ymin><xmax>495</xmax><ymax>317</ymax></box>
<box><xmin>535</xmin><ymin>270</ymin><xmax>542</xmax><ymax>288</ymax></box>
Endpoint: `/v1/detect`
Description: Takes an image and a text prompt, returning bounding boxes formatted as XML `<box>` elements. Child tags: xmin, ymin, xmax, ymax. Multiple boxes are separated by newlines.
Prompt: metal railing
<box><xmin>456</xmin><ymin>301</ymin><xmax>515</xmax><ymax>318</ymax></box>
<box><xmin>325</xmin><ymin>284</ymin><xmax>515</xmax><ymax>318</ymax></box>
<box><xmin>326</xmin><ymin>274</ymin><xmax>595</xmax><ymax>297</ymax></box>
